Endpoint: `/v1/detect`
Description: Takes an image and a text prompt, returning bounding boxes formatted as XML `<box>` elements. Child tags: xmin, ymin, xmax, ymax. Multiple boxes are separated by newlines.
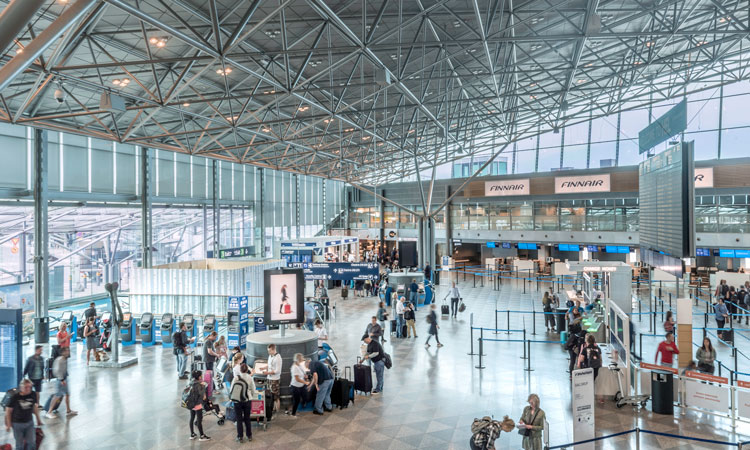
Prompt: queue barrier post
<box><xmin>468</xmin><ymin>313</ymin><xmax>476</xmax><ymax>356</ymax></box>
<box><xmin>635</xmin><ymin>428</ymin><xmax>640</xmax><ymax>450</ymax></box>
<box><xmin>522</xmin><ymin>329</ymin><xmax>527</xmax><ymax>360</ymax></box>
<box><xmin>639</xmin><ymin>333</ymin><xmax>642</xmax><ymax>361</ymax></box>
<box><xmin>532</xmin><ymin>310</ymin><xmax>536</xmax><ymax>336</ymax></box>
<box><xmin>495</xmin><ymin>310</ymin><xmax>499</xmax><ymax>335</ymax></box>
<box><xmin>506</xmin><ymin>310</ymin><xmax>511</xmax><ymax>335</ymax></box>
<box><xmin>525</xmin><ymin>340</ymin><xmax>533</xmax><ymax>372</ymax></box>
<box><xmin>475</xmin><ymin>335</ymin><xmax>485</xmax><ymax>370</ymax></box>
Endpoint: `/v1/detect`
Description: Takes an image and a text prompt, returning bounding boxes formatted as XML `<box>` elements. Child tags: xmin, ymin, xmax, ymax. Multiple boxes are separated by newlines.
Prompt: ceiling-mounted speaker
<box><xmin>374</xmin><ymin>68</ymin><xmax>391</xmax><ymax>86</ymax></box>
<box><xmin>100</xmin><ymin>92</ymin><xmax>126</xmax><ymax>112</ymax></box>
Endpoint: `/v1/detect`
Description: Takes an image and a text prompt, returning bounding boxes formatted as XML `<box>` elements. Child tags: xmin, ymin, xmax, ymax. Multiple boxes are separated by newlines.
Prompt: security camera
<box><xmin>53</xmin><ymin>89</ymin><xmax>65</xmax><ymax>104</ymax></box>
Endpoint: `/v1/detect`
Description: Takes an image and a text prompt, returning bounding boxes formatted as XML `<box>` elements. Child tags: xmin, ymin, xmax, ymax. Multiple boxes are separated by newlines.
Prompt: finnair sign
<box><xmin>485</xmin><ymin>179</ymin><xmax>530</xmax><ymax>196</ymax></box>
<box><xmin>694</xmin><ymin>168</ymin><xmax>713</xmax><ymax>188</ymax></box>
<box><xmin>555</xmin><ymin>174</ymin><xmax>611</xmax><ymax>194</ymax></box>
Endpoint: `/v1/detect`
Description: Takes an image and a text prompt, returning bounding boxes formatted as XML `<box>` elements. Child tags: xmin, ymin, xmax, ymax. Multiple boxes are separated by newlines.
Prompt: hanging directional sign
<box><xmin>287</xmin><ymin>262</ymin><xmax>379</xmax><ymax>281</ymax></box>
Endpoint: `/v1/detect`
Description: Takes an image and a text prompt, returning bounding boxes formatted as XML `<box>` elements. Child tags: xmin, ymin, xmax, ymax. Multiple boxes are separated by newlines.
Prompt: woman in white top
<box><xmin>231</xmin><ymin>352</ymin><xmax>245</xmax><ymax>377</ymax></box>
<box><xmin>314</xmin><ymin>319</ymin><xmax>328</xmax><ymax>348</ymax></box>
<box><xmin>288</xmin><ymin>353</ymin><xmax>310</xmax><ymax>417</ymax></box>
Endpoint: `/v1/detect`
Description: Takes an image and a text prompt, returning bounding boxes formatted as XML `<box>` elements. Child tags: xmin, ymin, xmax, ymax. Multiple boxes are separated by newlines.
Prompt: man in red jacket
<box><xmin>655</xmin><ymin>332</ymin><xmax>680</xmax><ymax>367</ymax></box>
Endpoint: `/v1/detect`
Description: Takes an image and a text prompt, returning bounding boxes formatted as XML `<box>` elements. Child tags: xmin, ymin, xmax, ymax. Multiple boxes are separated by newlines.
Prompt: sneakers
<box><xmin>425</xmin><ymin>343</ymin><xmax>430</xmax><ymax>348</ymax></box>
<box><xmin>235</xmin><ymin>437</ymin><xmax>243</xmax><ymax>443</ymax></box>
<box><xmin>324</xmin><ymin>407</ymin><xmax>333</xmax><ymax>412</ymax></box>
<box><xmin>371</xmin><ymin>390</ymin><xmax>381</xmax><ymax>394</ymax></box>
<box><xmin>67</xmin><ymin>410</ymin><xmax>78</xmax><ymax>416</ymax></box>
<box><xmin>189</xmin><ymin>434</ymin><xmax>197</xmax><ymax>440</ymax></box>
<box><xmin>199</xmin><ymin>435</ymin><xmax>211</xmax><ymax>441</ymax></box>
<box><xmin>437</xmin><ymin>343</ymin><xmax>444</xmax><ymax>347</ymax></box>
<box><xmin>313</xmin><ymin>410</ymin><xmax>324</xmax><ymax>415</ymax></box>
<box><xmin>44</xmin><ymin>412</ymin><xmax>58</xmax><ymax>419</ymax></box>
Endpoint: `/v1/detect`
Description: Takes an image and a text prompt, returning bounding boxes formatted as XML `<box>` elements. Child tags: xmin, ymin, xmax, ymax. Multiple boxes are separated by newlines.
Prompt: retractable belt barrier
<box><xmin>545</xmin><ymin>427</ymin><xmax>741</xmax><ymax>450</ymax></box>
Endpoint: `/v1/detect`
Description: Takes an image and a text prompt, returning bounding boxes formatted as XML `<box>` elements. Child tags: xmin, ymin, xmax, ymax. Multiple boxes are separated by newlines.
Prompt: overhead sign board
<box><xmin>287</xmin><ymin>262</ymin><xmax>379</xmax><ymax>281</ymax></box>
<box><xmin>694</xmin><ymin>168</ymin><xmax>713</xmax><ymax>188</ymax></box>
<box><xmin>217</xmin><ymin>246</ymin><xmax>255</xmax><ymax>259</ymax></box>
<box><xmin>484</xmin><ymin>179</ymin><xmax>530</xmax><ymax>196</ymax></box>
<box><xmin>554</xmin><ymin>174</ymin><xmax>611</xmax><ymax>194</ymax></box>
<box><xmin>638</xmin><ymin>99</ymin><xmax>687</xmax><ymax>153</ymax></box>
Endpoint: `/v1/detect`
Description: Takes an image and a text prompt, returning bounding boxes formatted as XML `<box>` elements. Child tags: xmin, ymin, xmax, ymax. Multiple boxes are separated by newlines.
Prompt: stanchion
<box><xmin>639</xmin><ymin>333</ymin><xmax>642</xmax><ymax>361</ymax></box>
<box><xmin>532</xmin><ymin>310</ymin><xmax>536</xmax><ymax>335</ymax></box>
<box><xmin>669</xmin><ymin>293</ymin><xmax>672</xmax><ymax>310</ymax></box>
<box><xmin>635</xmin><ymin>428</ymin><xmax>640</xmax><ymax>450</ymax></box>
<box><xmin>523</xmin><ymin>278</ymin><xmax>527</xmax><ymax>294</ymax></box>
<box><xmin>475</xmin><ymin>336</ymin><xmax>485</xmax><ymax>370</ymax></box>
<box><xmin>525</xmin><ymin>340</ymin><xmax>533</xmax><ymax>372</ymax></box>
<box><xmin>495</xmin><ymin>310</ymin><xmax>499</xmax><ymax>335</ymax></box>
<box><xmin>522</xmin><ymin>329</ymin><xmax>528</xmax><ymax>360</ymax></box>
<box><xmin>506</xmin><ymin>310</ymin><xmax>511</xmax><ymax>334</ymax></box>
<box><xmin>468</xmin><ymin>313</ymin><xmax>476</xmax><ymax>355</ymax></box>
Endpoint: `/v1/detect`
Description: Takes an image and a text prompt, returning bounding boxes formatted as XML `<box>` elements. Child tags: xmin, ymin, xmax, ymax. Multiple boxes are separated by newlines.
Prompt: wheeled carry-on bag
<box><xmin>353</xmin><ymin>358</ymin><xmax>373</xmax><ymax>395</ymax></box>
<box><xmin>390</xmin><ymin>319</ymin><xmax>398</xmax><ymax>336</ymax></box>
<box><xmin>331</xmin><ymin>367</ymin><xmax>355</xmax><ymax>409</ymax></box>
<box><xmin>441</xmin><ymin>301</ymin><xmax>449</xmax><ymax>316</ymax></box>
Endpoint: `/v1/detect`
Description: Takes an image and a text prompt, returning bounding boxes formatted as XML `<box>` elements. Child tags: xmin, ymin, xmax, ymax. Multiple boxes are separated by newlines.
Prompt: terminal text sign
<box><xmin>288</xmin><ymin>262</ymin><xmax>379</xmax><ymax>281</ymax></box>
<box><xmin>555</xmin><ymin>174</ymin><xmax>611</xmax><ymax>194</ymax></box>
<box><xmin>484</xmin><ymin>179</ymin><xmax>530</xmax><ymax>196</ymax></box>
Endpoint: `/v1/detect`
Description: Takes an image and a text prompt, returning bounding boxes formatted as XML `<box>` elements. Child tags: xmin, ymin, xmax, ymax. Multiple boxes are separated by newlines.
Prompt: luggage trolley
<box><xmin>251</xmin><ymin>360</ymin><xmax>269</xmax><ymax>431</ymax></box>
<box><xmin>609</xmin><ymin>362</ymin><xmax>649</xmax><ymax>409</ymax></box>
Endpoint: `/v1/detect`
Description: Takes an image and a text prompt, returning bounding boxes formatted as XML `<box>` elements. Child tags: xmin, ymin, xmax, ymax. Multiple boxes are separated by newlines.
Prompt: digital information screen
<box><xmin>639</xmin><ymin>142</ymin><xmax>694</xmax><ymax>272</ymax></box>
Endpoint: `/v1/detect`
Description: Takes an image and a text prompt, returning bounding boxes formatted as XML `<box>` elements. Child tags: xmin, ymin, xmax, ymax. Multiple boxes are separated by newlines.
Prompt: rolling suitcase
<box><xmin>341</xmin><ymin>287</ymin><xmax>348</xmax><ymax>299</ymax></box>
<box><xmin>331</xmin><ymin>367</ymin><xmax>354</xmax><ymax>409</ymax></box>
<box><xmin>441</xmin><ymin>301</ymin><xmax>449</xmax><ymax>316</ymax></box>
<box><xmin>353</xmin><ymin>358</ymin><xmax>373</xmax><ymax>395</ymax></box>
<box><xmin>401</xmin><ymin>324</ymin><xmax>407</xmax><ymax>338</ymax></box>
<box><xmin>390</xmin><ymin>320</ymin><xmax>398</xmax><ymax>336</ymax></box>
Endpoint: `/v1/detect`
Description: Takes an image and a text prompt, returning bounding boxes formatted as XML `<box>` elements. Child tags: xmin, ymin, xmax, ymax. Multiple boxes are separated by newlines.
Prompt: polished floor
<box><xmin>2</xmin><ymin>277</ymin><xmax>749</xmax><ymax>449</ymax></box>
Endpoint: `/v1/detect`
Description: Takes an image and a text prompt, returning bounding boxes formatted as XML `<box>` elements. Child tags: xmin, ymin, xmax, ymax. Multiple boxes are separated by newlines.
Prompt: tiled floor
<box><xmin>2</xmin><ymin>278</ymin><xmax>749</xmax><ymax>449</ymax></box>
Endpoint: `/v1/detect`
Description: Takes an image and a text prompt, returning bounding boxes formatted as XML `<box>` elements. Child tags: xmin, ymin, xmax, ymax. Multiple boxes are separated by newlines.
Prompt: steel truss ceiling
<box><xmin>0</xmin><ymin>0</ymin><xmax>748</xmax><ymax>185</ymax></box>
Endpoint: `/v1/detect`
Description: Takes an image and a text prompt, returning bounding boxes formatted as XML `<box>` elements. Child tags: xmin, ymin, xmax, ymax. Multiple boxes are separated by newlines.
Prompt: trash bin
<box><xmin>555</xmin><ymin>307</ymin><xmax>568</xmax><ymax>333</ymax></box>
<box><xmin>651</xmin><ymin>370</ymin><xmax>674</xmax><ymax>415</ymax></box>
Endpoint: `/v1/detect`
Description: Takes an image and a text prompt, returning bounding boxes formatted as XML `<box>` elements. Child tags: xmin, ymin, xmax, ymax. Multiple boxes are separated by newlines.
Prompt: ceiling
<box><xmin>0</xmin><ymin>0</ymin><xmax>748</xmax><ymax>185</ymax></box>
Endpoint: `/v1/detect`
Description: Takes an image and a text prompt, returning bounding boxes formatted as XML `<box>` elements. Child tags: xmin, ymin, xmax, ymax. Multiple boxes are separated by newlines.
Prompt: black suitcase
<box><xmin>441</xmin><ymin>303</ymin><xmax>449</xmax><ymax>315</ymax></box>
<box><xmin>721</xmin><ymin>328</ymin><xmax>734</xmax><ymax>344</ymax></box>
<box><xmin>46</xmin><ymin>357</ymin><xmax>55</xmax><ymax>381</ymax></box>
<box><xmin>401</xmin><ymin>324</ymin><xmax>408</xmax><ymax>338</ymax></box>
<box><xmin>331</xmin><ymin>367</ymin><xmax>354</xmax><ymax>409</ymax></box>
<box><xmin>390</xmin><ymin>320</ymin><xmax>397</xmax><ymax>336</ymax></box>
<box><xmin>353</xmin><ymin>359</ymin><xmax>372</xmax><ymax>395</ymax></box>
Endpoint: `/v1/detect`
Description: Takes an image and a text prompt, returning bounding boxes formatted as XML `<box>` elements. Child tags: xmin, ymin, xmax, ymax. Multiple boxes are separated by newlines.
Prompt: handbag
<box><xmin>458</xmin><ymin>300</ymin><xmax>466</xmax><ymax>313</ymax></box>
<box><xmin>518</xmin><ymin>408</ymin><xmax>539</xmax><ymax>437</ymax></box>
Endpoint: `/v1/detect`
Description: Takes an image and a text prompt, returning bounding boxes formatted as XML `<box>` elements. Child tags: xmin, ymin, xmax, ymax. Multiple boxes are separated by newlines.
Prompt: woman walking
<box><xmin>187</xmin><ymin>370</ymin><xmax>211</xmax><ymax>441</ymax></box>
<box><xmin>714</xmin><ymin>298</ymin><xmax>729</xmax><ymax>340</ymax></box>
<box><xmin>425</xmin><ymin>304</ymin><xmax>443</xmax><ymax>348</ymax></box>
<box><xmin>518</xmin><ymin>394</ymin><xmax>546</xmax><ymax>450</ymax></box>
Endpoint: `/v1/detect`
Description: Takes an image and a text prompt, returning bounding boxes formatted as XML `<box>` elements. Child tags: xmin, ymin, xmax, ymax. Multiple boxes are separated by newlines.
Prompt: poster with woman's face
<box><xmin>269</xmin><ymin>273</ymin><xmax>297</xmax><ymax>322</ymax></box>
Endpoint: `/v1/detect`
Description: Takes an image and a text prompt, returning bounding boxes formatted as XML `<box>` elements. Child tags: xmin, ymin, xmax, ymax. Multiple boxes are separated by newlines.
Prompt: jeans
<box><xmin>189</xmin><ymin>409</ymin><xmax>204</xmax><ymax>436</ymax></box>
<box><xmin>234</xmin><ymin>400</ymin><xmax>252</xmax><ymax>439</ymax></box>
<box><xmin>12</xmin><ymin>420</ymin><xmax>35</xmax><ymax>450</ymax></box>
<box><xmin>373</xmin><ymin>360</ymin><xmax>385</xmax><ymax>392</ymax></box>
<box><xmin>396</xmin><ymin>315</ymin><xmax>404</xmax><ymax>337</ymax></box>
<box><xmin>450</xmin><ymin>298</ymin><xmax>459</xmax><ymax>317</ymax></box>
<box><xmin>409</xmin><ymin>292</ymin><xmax>418</xmax><ymax>310</ymax></box>
<box><xmin>291</xmin><ymin>385</ymin><xmax>306</xmax><ymax>415</ymax></box>
<box><xmin>314</xmin><ymin>379</ymin><xmax>334</xmax><ymax>413</ymax></box>
<box><xmin>176</xmin><ymin>352</ymin><xmax>187</xmax><ymax>375</ymax></box>
<box><xmin>305</xmin><ymin>319</ymin><xmax>314</xmax><ymax>331</ymax></box>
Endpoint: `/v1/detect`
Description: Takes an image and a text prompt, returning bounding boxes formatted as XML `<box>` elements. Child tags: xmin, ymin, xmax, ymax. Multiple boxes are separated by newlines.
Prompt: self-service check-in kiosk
<box><xmin>60</xmin><ymin>311</ymin><xmax>78</xmax><ymax>341</ymax></box>
<box><xmin>160</xmin><ymin>313</ymin><xmax>175</xmax><ymax>347</ymax></box>
<box><xmin>183</xmin><ymin>313</ymin><xmax>197</xmax><ymax>347</ymax></box>
<box><xmin>202</xmin><ymin>314</ymin><xmax>216</xmax><ymax>339</ymax></box>
<box><xmin>140</xmin><ymin>312</ymin><xmax>155</xmax><ymax>347</ymax></box>
<box><xmin>227</xmin><ymin>296</ymin><xmax>249</xmax><ymax>349</ymax></box>
<box><xmin>120</xmin><ymin>312</ymin><xmax>136</xmax><ymax>346</ymax></box>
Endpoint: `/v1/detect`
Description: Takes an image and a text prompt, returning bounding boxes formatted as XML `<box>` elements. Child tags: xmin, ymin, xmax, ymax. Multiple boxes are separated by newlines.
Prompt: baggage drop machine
<box><xmin>227</xmin><ymin>296</ymin><xmax>249</xmax><ymax>350</ymax></box>
<box><xmin>139</xmin><ymin>312</ymin><xmax>156</xmax><ymax>347</ymax></box>
<box><xmin>182</xmin><ymin>313</ymin><xmax>198</xmax><ymax>348</ymax></box>
<box><xmin>120</xmin><ymin>312</ymin><xmax>136</xmax><ymax>346</ymax></box>
<box><xmin>160</xmin><ymin>313</ymin><xmax>175</xmax><ymax>347</ymax></box>
<box><xmin>202</xmin><ymin>314</ymin><xmax>216</xmax><ymax>339</ymax></box>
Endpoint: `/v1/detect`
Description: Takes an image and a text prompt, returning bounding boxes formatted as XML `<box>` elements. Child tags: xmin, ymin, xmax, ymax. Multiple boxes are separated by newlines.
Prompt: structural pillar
<box><xmin>20</xmin><ymin>230</ymin><xmax>26</xmax><ymax>281</ymax></box>
<box><xmin>211</xmin><ymin>160</ymin><xmax>220</xmax><ymax>258</ymax></box>
<box><xmin>202</xmin><ymin>204</ymin><xmax>208</xmax><ymax>258</ymax></box>
<box><xmin>344</xmin><ymin>189</ymin><xmax>350</xmax><ymax>232</ymax></box>
<box><xmin>417</xmin><ymin>216</ymin><xmax>425</xmax><ymax>268</ymax></box>
<box><xmin>378</xmin><ymin>189</ymin><xmax>385</xmax><ymax>259</ymax></box>
<box><xmin>33</xmin><ymin>129</ymin><xmax>49</xmax><ymax>343</ymax></box>
<box><xmin>445</xmin><ymin>185</ymin><xmax>453</xmax><ymax>257</ymax></box>
<box><xmin>294</xmin><ymin>174</ymin><xmax>300</xmax><ymax>238</ymax></box>
<box><xmin>257</xmin><ymin>168</ymin><xmax>265</xmax><ymax>257</ymax></box>
<box><xmin>426</xmin><ymin>216</ymin><xmax>436</xmax><ymax>269</ymax></box>
<box><xmin>140</xmin><ymin>147</ymin><xmax>153</xmax><ymax>268</ymax></box>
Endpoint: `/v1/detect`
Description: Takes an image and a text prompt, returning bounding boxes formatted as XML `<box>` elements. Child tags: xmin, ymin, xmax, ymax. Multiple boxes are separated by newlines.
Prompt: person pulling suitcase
<box><xmin>362</xmin><ymin>336</ymin><xmax>385</xmax><ymax>394</ymax></box>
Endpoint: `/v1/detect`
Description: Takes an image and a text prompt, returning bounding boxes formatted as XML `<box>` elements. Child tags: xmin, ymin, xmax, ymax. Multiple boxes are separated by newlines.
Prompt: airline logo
<box><xmin>485</xmin><ymin>179</ymin><xmax>530</xmax><ymax>196</ymax></box>
<box><xmin>694</xmin><ymin>168</ymin><xmax>713</xmax><ymax>188</ymax></box>
<box><xmin>555</xmin><ymin>174</ymin><xmax>611</xmax><ymax>193</ymax></box>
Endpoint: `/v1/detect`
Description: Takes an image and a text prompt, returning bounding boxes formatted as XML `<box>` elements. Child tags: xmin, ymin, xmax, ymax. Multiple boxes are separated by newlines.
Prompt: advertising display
<box><xmin>684</xmin><ymin>379</ymin><xmax>729</xmax><ymax>412</ymax></box>
<box><xmin>288</xmin><ymin>262</ymin><xmax>379</xmax><ymax>281</ymax></box>
<box><xmin>484</xmin><ymin>179</ymin><xmax>530</xmax><ymax>196</ymax></box>
<box><xmin>571</xmin><ymin>368</ymin><xmax>595</xmax><ymax>450</ymax></box>
<box><xmin>263</xmin><ymin>268</ymin><xmax>304</xmax><ymax>325</ymax></box>
<box><xmin>0</xmin><ymin>282</ymin><xmax>34</xmax><ymax>312</ymax></box>
<box><xmin>554</xmin><ymin>174</ymin><xmax>611</xmax><ymax>194</ymax></box>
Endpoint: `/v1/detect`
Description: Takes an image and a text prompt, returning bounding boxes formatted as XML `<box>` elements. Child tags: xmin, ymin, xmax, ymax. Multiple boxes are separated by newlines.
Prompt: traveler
<box><xmin>362</xmin><ymin>336</ymin><xmax>385</xmax><ymax>393</ymax></box>
<box><xmin>469</xmin><ymin>415</ymin><xmax>514</xmax><ymax>450</ymax></box>
<box><xmin>56</xmin><ymin>322</ymin><xmax>70</xmax><ymax>349</ymax></box>
<box><xmin>663</xmin><ymin>311</ymin><xmax>675</xmax><ymax>333</ymax></box>
<box><xmin>288</xmin><ymin>353</ymin><xmax>311</xmax><ymax>417</ymax></box>
<box><xmin>743</xmin><ymin>282</ymin><xmax>750</xmax><ymax>325</ymax></box>
<box><xmin>22</xmin><ymin>346</ymin><xmax>45</xmax><ymax>403</ymax></box>
<box><xmin>304</xmin><ymin>301</ymin><xmax>317</xmax><ymax>331</ymax></box>
<box><xmin>396</xmin><ymin>297</ymin><xmax>406</xmax><ymax>338</ymax></box>
<box><xmin>231</xmin><ymin>351</ymin><xmax>246</xmax><ymax>378</ymax></box>
<box><xmin>367</xmin><ymin>315</ymin><xmax>384</xmax><ymax>343</ymax></box>
<box><xmin>425</xmin><ymin>304</ymin><xmax>443</xmax><ymax>348</ymax></box>
<box><xmin>518</xmin><ymin>393</ymin><xmax>545</xmax><ymax>450</ymax></box>
<box><xmin>262</xmin><ymin>344</ymin><xmax>282</xmax><ymax>414</ymax></box>
<box><xmin>444</xmin><ymin>281</ymin><xmax>461</xmax><ymax>318</ymax></box>
<box><xmin>424</xmin><ymin>262</ymin><xmax>432</xmax><ymax>282</ymax></box>
<box><xmin>313</xmin><ymin>319</ymin><xmax>328</xmax><ymax>349</ymax></box>
<box><xmin>404</xmin><ymin>303</ymin><xmax>417</xmax><ymax>338</ymax></box>
<box><xmin>406</xmin><ymin>280</ymin><xmax>417</xmax><ymax>308</ymax></box>
<box><xmin>542</xmin><ymin>292</ymin><xmax>555</xmax><ymax>332</ymax></box>
<box><xmin>83</xmin><ymin>302</ymin><xmax>97</xmax><ymax>321</ymax></box>
<box><xmin>307</xmin><ymin>358</ymin><xmax>334</xmax><ymax>415</ymax></box>
<box><xmin>355</xmin><ymin>279</ymin><xmax>364</xmax><ymax>297</ymax></box>
<box><xmin>230</xmin><ymin>363</ymin><xmax>255</xmax><ymax>443</ymax></box>
<box><xmin>173</xmin><ymin>322</ymin><xmax>194</xmax><ymax>379</ymax></box>
<box><xmin>696</xmin><ymin>337</ymin><xmax>716</xmax><ymax>374</ymax></box>
<box><xmin>5</xmin><ymin>379</ymin><xmax>42</xmax><ymax>450</ymax></box>
<box><xmin>364</xmin><ymin>279</ymin><xmax>372</xmax><ymax>297</ymax></box>
<box><xmin>728</xmin><ymin>286</ymin><xmax>739</xmax><ymax>323</ymax></box>
<box><xmin>566</xmin><ymin>310</ymin><xmax>584</xmax><ymax>374</ymax></box>
<box><xmin>202</xmin><ymin>331</ymin><xmax>219</xmax><ymax>371</ymax></box>
<box><xmin>655</xmin><ymin>332</ymin><xmax>679</xmax><ymax>367</ymax></box>
<box><xmin>83</xmin><ymin>317</ymin><xmax>98</xmax><ymax>365</ymax></box>
<box><xmin>567</xmin><ymin>301</ymin><xmax>583</xmax><ymax>324</ymax></box>
<box><xmin>715</xmin><ymin>279</ymin><xmax>729</xmax><ymax>300</ymax></box>
<box><xmin>45</xmin><ymin>347</ymin><xmax>77</xmax><ymax>419</ymax></box>
<box><xmin>214</xmin><ymin>335</ymin><xmax>228</xmax><ymax>360</ymax></box>
<box><xmin>714</xmin><ymin>298</ymin><xmax>729</xmax><ymax>340</ymax></box>
<box><xmin>186</xmin><ymin>370</ymin><xmax>210</xmax><ymax>441</ymax></box>
<box><xmin>577</xmin><ymin>334</ymin><xmax>603</xmax><ymax>381</ymax></box>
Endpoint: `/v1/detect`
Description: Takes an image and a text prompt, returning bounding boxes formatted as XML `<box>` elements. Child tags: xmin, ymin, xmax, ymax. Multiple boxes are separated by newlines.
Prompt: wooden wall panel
<box><xmin>714</xmin><ymin>164</ymin><xmax>750</xmax><ymax>188</ymax></box>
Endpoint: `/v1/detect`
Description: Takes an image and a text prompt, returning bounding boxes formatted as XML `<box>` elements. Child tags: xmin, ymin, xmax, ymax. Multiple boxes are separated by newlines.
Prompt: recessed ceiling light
<box><xmin>453</xmin><ymin>20</ymin><xmax>461</xmax><ymax>28</ymax></box>
<box><xmin>645</xmin><ymin>41</ymin><xmax>653</xmax><ymax>47</ymax></box>
<box><xmin>362</xmin><ymin>136</ymin><xmax>370</xmax><ymax>141</ymax></box>
<box><xmin>697</xmin><ymin>40</ymin><xmax>708</xmax><ymax>46</ymax></box>
<box><xmin>262</xmin><ymin>127</ymin><xmax>271</xmax><ymax>133</ymax></box>
<box><xmin>529</xmin><ymin>95</ymin><xmax>537</xmax><ymax>99</ymax></box>
<box><xmin>15</xmin><ymin>48</ymin><xmax>22</xmax><ymax>54</ymax></box>
<box><xmin>585</xmin><ymin>63</ymin><xmax>593</xmax><ymax>67</ymax></box>
<box><xmin>216</xmin><ymin>67</ymin><xmax>232</xmax><ymax>76</ymax></box>
<box><xmin>577</xmin><ymin>79</ymin><xmax>585</xmax><ymax>83</ymax></box>
<box><xmin>112</xmin><ymin>79</ymin><xmax>121</xmax><ymax>86</ymax></box>
<box><xmin>182</xmin><ymin>102</ymin><xmax>190</xmax><ymax>107</ymax></box>
<box><xmin>323</xmin><ymin>118</ymin><xmax>333</xmax><ymax>123</ymax></box>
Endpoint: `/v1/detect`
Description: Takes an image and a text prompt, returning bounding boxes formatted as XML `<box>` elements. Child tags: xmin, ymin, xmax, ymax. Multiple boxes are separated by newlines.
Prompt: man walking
<box><xmin>45</xmin><ymin>347</ymin><xmax>77</xmax><ymax>419</ymax></box>
<box><xmin>365</xmin><ymin>316</ymin><xmax>384</xmax><ymax>343</ymax></box>
<box><xmin>173</xmin><ymin>322</ymin><xmax>194</xmax><ymax>379</ymax></box>
<box><xmin>444</xmin><ymin>281</ymin><xmax>462</xmax><ymax>318</ymax></box>
<box><xmin>5</xmin><ymin>379</ymin><xmax>42</xmax><ymax>450</ymax></box>
<box><xmin>362</xmin><ymin>336</ymin><xmax>385</xmax><ymax>394</ymax></box>
<box><xmin>655</xmin><ymin>332</ymin><xmax>680</xmax><ymax>367</ymax></box>
<box><xmin>409</xmin><ymin>279</ymin><xmax>419</xmax><ymax>311</ymax></box>
<box><xmin>307</xmin><ymin>358</ymin><xmax>334</xmax><ymax>415</ymax></box>
<box><xmin>22</xmin><ymin>346</ymin><xmax>45</xmax><ymax>402</ymax></box>
<box><xmin>396</xmin><ymin>297</ymin><xmax>406</xmax><ymax>338</ymax></box>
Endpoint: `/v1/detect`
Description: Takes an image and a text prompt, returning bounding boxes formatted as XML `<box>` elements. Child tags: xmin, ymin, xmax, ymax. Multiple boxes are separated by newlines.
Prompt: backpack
<box><xmin>172</xmin><ymin>332</ymin><xmax>182</xmax><ymax>355</ymax></box>
<box><xmin>229</xmin><ymin>376</ymin><xmax>250</xmax><ymax>403</ymax></box>
<box><xmin>181</xmin><ymin>382</ymin><xmax>202</xmax><ymax>409</ymax></box>
<box><xmin>1</xmin><ymin>389</ymin><xmax>17</xmax><ymax>409</ymax></box>
<box><xmin>582</xmin><ymin>345</ymin><xmax>602</xmax><ymax>369</ymax></box>
<box><xmin>383</xmin><ymin>352</ymin><xmax>392</xmax><ymax>369</ymax></box>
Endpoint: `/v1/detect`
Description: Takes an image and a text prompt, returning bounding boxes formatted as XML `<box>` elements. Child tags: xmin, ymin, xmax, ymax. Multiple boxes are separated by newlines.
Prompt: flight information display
<box><xmin>638</xmin><ymin>142</ymin><xmax>694</xmax><ymax>263</ymax></box>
